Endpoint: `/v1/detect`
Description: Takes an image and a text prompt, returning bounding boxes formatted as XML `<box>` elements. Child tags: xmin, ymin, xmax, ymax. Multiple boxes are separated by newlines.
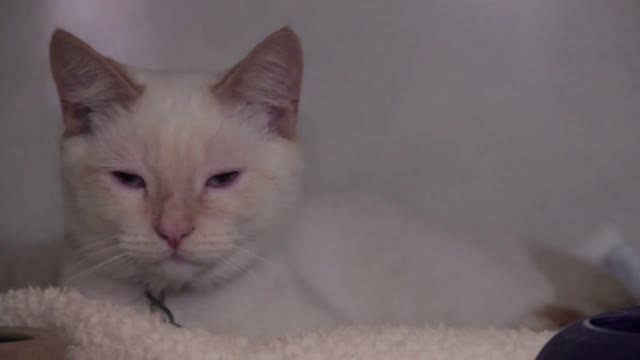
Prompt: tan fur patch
<box><xmin>50</xmin><ymin>29</ymin><xmax>144</xmax><ymax>137</ymax></box>
<box><xmin>533</xmin><ymin>304</ymin><xmax>586</xmax><ymax>328</ymax></box>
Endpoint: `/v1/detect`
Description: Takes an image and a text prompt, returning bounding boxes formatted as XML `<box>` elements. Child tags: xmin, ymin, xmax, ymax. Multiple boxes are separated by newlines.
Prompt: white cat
<box><xmin>50</xmin><ymin>28</ymin><xmax>632</xmax><ymax>339</ymax></box>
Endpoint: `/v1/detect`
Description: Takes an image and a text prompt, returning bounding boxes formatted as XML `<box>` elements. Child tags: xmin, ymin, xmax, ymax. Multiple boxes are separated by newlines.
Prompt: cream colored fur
<box><xmin>48</xmin><ymin>28</ymin><xmax>633</xmax><ymax>339</ymax></box>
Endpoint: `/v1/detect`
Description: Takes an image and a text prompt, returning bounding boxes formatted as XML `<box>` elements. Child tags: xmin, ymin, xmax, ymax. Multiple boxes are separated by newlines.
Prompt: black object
<box><xmin>537</xmin><ymin>306</ymin><xmax>640</xmax><ymax>359</ymax></box>
<box><xmin>144</xmin><ymin>287</ymin><xmax>182</xmax><ymax>328</ymax></box>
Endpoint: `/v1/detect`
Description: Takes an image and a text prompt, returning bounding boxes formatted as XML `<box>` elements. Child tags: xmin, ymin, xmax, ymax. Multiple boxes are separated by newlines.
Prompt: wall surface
<box><xmin>1</xmin><ymin>0</ymin><xmax>640</xmax><ymax>251</ymax></box>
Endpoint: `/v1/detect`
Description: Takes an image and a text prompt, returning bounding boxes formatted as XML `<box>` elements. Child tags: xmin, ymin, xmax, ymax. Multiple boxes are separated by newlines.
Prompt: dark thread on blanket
<box><xmin>144</xmin><ymin>287</ymin><xmax>182</xmax><ymax>328</ymax></box>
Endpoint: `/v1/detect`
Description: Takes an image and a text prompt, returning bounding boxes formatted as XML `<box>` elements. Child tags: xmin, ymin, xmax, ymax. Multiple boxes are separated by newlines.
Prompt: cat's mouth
<box><xmin>134</xmin><ymin>242</ymin><xmax>233</xmax><ymax>273</ymax></box>
<box><xmin>168</xmin><ymin>252</ymin><xmax>197</xmax><ymax>264</ymax></box>
<box><xmin>152</xmin><ymin>252</ymin><xmax>204</xmax><ymax>275</ymax></box>
<box><xmin>153</xmin><ymin>249</ymin><xmax>222</xmax><ymax>268</ymax></box>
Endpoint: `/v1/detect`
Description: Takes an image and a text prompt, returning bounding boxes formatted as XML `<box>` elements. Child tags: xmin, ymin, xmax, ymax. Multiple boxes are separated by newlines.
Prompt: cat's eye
<box><xmin>111</xmin><ymin>171</ymin><xmax>146</xmax><ymax>189</ymax></box>
<box><xmin>206</xmin><ymin>170</ymin><xmax>241</xmax><ymax>189</ymax></box>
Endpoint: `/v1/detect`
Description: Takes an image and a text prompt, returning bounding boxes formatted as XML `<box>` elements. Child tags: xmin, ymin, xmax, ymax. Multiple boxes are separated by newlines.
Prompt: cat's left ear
<box><xmin>212</xmin><ymin>27</ymin><xmax>303</xmax><ymax>139</ymax></box>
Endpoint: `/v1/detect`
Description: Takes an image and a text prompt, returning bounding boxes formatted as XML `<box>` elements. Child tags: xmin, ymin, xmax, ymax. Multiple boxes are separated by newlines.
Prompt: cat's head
<box><xmin>50</xmin><ymin>28</ymin><xmax>303</xmax><ymax>290</ymax></box>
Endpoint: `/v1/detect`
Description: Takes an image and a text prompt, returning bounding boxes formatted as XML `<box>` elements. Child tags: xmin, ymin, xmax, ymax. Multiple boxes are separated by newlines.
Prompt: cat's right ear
<box><xmin>49</xmin><ymin>29</ymin><xmax>143</xmax><ymax>137</ymax></box>
<box><xmin>212</xmin><ymin>27</ymin><xmax>303</xmax><ymax>140</ymax></box>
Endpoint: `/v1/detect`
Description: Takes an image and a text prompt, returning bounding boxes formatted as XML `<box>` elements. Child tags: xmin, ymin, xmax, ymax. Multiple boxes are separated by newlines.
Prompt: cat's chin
<box><xmin>145</xmin><ymin>246</ymin><xmax>259</xmax><ymax>290</ymax></box>
<box><xmin>157</xmin><ymin>255</ymin><xmax>202</xmax><ymax>272</ymax></box>
<box><xmin>146</xmin><ymin>255</ymin><xmax>206</xmax><ymax>286</ymax></box>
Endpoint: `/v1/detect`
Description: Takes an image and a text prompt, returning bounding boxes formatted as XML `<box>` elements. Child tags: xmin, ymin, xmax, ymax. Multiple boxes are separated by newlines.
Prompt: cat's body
<box><xmin>48</xmin><ymin>28</ymin><xmax>633</xmax><ymax>339</ymax></box>
<box><xmin>61</xmin><ymin>193</ymin><xmax>556</xmax><ymax>338</ymax></box>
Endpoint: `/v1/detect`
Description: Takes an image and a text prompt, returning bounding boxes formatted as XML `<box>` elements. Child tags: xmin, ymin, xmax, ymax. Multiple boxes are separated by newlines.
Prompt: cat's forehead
<box><xmin>128</xmin><ymin>68</ymin><xmax>224</xmax><ymax>128</ymax></box>
<box><xmin>131</xmin><ymin>67</ymin><xmax>219</xmax><ymax>94</ymax></box>
<box><xmin>92</xmin><ymin>67</ymin><xmax>260</xmax><ymax>172</ymax></box>
<box><xmin>115</xmin><ymin>67</ymin><xmax>254</xmax><ymax>148</ymax></box>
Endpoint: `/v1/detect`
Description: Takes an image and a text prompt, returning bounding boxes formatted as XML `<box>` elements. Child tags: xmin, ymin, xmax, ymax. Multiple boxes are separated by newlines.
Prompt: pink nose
<box><xmin>154</xmin><ymin>197</ymin><xmax>195</xmax><ymax>249</ymax></box>
<box><xmin>154</xmin><ymin>222</ymin><xmax>194</xmax><ymax>249</ymax></box>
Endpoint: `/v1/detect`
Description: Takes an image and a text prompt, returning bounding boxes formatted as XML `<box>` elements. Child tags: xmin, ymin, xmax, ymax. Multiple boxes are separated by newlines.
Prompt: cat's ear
<box><xmin>49</xmin><ymin>29</ymin><xmax>143</xmax><ymax>137</ymax></box>
<box><xmin>213</xmin><ymin>27</ymin><xmax>303</xmax><ymax>139</ymax></box>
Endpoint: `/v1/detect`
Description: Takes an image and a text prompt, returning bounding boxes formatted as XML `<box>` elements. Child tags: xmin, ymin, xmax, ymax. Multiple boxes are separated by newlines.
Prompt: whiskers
<box><xmin>64</xmin><ymin>232</ymin><xmax>276</xmax><ymax>290</ymax></box>
<box><xmin>77</xmin><ymin>240</ymin><xmax>119</xmax><ymax>258</ymax></box>
<box><xmin>192</xmin><ymin>242</ymin><xmax>275</xmax><ymax>288</ymax></box>
<box><xmin>115</xmin><ymin>233</ymin><xmax>174</xmax><ymax>264</ymax></box>
<box><xmin>64</xmin><ymin>236</ymin><xmax>134</xmax><ymax>285</ymax></box>
<box><xmin>232</xmin><ymin>244</ymin><xmax>270</xmax><ymax>264</ymax></box>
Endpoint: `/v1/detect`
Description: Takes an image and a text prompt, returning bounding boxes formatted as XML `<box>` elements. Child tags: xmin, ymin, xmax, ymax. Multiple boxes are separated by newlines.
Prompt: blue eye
<box><xmin>206</xmin><ymin>170</ymin><xmax>241</xmax><ymax>189</ymax></box>
<box><xmin>111</xmin><ymin>171</ymin><xmax>146</xmax><ymax>189</ymax></box>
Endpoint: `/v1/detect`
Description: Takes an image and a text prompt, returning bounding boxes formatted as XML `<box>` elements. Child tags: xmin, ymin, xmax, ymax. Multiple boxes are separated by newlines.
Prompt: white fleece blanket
<box><xmin>0</xmin><ymin>288</ymin><xmax>552</xmax><ymax>359</ymax></box>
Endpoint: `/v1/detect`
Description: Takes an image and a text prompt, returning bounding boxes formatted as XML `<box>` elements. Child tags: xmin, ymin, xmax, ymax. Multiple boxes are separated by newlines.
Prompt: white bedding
<box><xmin>0</xmin><ymin>287</ymin><xmax>553</xmax><ymax>359</ymax></box>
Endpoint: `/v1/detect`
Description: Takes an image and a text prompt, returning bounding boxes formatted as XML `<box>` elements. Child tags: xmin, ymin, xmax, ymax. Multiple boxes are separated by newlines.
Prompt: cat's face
<box><xmin>50</xmin><ymin>29</ymin><xmax>303</xmax><ymax>289</ymax></box>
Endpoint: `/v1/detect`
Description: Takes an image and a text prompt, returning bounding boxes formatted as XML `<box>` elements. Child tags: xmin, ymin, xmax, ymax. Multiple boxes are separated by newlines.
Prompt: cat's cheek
<box><xmin>94</xmin><ymin>178</ymin><xmax>147</xmax><ymax>222</ymax></box>
<box><xmin>202</xmin><ymin>177</ymin><xmax>248</xmax><ymax>209</ymax></box>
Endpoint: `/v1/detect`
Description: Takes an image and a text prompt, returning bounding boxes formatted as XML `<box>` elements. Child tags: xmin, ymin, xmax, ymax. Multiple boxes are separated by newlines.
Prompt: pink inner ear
<box><xmin>61</xmin><ymin>102</ymin><xmax>92</xmax><ymax>136</ymax></box>
<box><xmin>72</xmin><ymin>104</ymin><xmax>93</xmax><ymax>120</ymax></box>
<box><xmin>266</xmin><ymin>106</ymin><xmax>292</xmax><ymax>136</ymax></box>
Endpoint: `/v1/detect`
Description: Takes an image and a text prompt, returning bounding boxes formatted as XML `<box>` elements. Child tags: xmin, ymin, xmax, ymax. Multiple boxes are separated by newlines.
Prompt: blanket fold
<box><xmin>0</xmin><ymin>288</ymin><xmax>552</xmax><ymax>359</ymax></box>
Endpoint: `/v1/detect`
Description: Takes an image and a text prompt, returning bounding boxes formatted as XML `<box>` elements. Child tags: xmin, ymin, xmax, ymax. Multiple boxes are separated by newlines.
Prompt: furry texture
<box><xmin>0</xmin><ymin>288</ymin><xmax>553</xmax><ymax>359</ymax></box>
<box><xmin>47</xmin><ymin>27</ymin><xmax>634</xmax><ymax>339</ymax></box>
<box><xmin>54</xmin><ymin>28</ymin><xmax>303</xmax><ymax>292</ymax></box>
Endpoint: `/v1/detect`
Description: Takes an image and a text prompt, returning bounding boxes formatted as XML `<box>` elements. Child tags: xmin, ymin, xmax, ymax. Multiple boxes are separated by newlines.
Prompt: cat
<box><xmin>49</xmin><ymin>27</ymin><xmax>633</xmax><ymax>339</ymax></box>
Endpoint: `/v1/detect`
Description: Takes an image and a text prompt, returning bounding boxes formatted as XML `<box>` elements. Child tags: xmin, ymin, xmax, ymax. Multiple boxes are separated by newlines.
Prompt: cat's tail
<box><xmin>520</xmin><ymin>233</ymin><xmax>637</xmax><ymax>330</ymax></box>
